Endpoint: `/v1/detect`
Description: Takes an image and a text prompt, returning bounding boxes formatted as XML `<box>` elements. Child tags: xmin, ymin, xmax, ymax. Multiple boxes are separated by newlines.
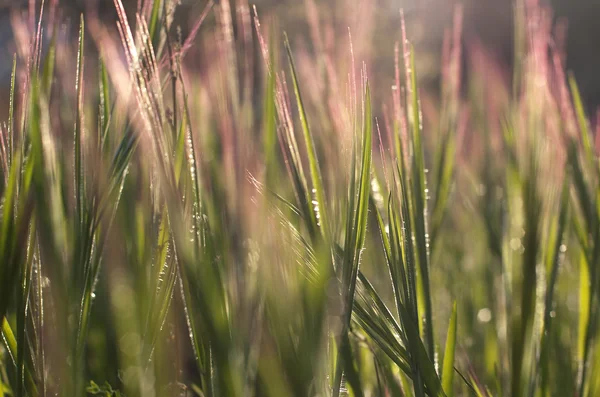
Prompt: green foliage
<box><xmin>0</xmin><ymin>0</ymin><xmax>597</xmax><ymax>396</ymax></box>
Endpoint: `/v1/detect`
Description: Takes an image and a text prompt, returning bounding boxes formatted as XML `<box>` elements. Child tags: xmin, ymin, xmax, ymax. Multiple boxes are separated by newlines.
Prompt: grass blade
<box><xmin>441</xmin><ymin>302</ymin><xmax>457</xmax><ymax>397</ymax></box>
<box><xmin>284</xmin><ymin>33</ymin><xmax>329</xmax><ymax>241</ymax></box>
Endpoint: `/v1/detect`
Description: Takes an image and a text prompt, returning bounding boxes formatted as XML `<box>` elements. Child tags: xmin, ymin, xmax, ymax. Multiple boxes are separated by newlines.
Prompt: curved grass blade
<box><xmin>442</xmin><ymin>301</ymin><xmax>458</xmax><ymax>397</ymax></box>
<box><xmin>354</xmin><ymin>273</ymin><xmax>412</xmax><ymax>374</ymax></box>
<box><xmin>284</xmin><ymin>33</ymin><xmax>329</xmax><ymax>241</ymax></box>
<box><xmin>397</xmin><ymin>302</ymin><xmax>446</xmax><ymax>397</ymax></box>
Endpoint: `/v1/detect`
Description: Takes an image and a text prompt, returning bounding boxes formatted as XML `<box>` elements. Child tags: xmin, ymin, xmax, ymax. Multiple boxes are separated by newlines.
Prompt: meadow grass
<box><xmin>0</xmin><ymin>0</ymin><xmax>598</xmax><ymax>395</ymax></box>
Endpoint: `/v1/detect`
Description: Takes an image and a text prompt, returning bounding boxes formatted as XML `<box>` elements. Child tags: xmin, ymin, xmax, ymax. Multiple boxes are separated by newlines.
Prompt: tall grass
<box><xmin>0</xmin><ymin>0</ymin><xmax>598</xmax><ymax>395</ymax></box>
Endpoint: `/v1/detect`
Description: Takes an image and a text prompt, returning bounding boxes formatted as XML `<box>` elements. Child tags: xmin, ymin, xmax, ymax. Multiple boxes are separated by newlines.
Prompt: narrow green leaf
<box><xmin>539</xmin><ymin>179</ymin><xmax>569</xmax><ymax>395</ymax></box>
<box><xmin>430</xmin><ymin>130</ymin><xmax>455</xmax><ymax>249</ymax></box>
<box><xmin>568</xmin><ymin>74</ymin><xmax>594</xmax><ymax>166</ymax></box>
<box><xmin>74</xmin><ymin>15</ymin><xmax>85</xmax><ymax>226</ymax></box>
<box><xmin>354</xmin><ymin>273</ymin><xmax>412</xmax><ymax>374</ymax></box>
<box><xmin>284</xmin><ymin>33</ymin><xmax>329</xmax><ymax>240</ymax></box>
<box><xmin>263</xmin><ymin>39</ymin><xmax>278</xmax><ymax>189</ymax></box>
<box><xmin>8</xmin><ymin>55</ymin><xmax>16</xmax><ymax>166</ymax></box>
<box><xmin>148</xmin><ymin>0</ymin><xmax>163</xmax><ymax>48</ymax></box>
<box><xmin>332</xmin><ymin>83</ymin><xmax>372</xmax><ymax>397</ymax></box>
<box><xmin>99</xmin><ymin>57</ymin><xmax>111</xmax><ymax>153</ymax></box>
<box><xmin>408</xmin><ymin>46</ymin><xmax>434</xmax><ymax>357</ymax></box>
<box><xmin>442</xmin><ymin>302</ymin><xmax>458</xmax><ymax>397</ymax></box>
<box><xmin>41</xmin><ymin>33</ymin><xmax>56</xmax><ymax>97</ymax></box>
<box><xmin>578</xmin><ymin>252</ymin><xmax>590</xmax><ymax>367</ymax></box>
<box><xmin>397</xmin><ymin>303</ymin><xmax>446</xmax><ymax>397</ymax></box>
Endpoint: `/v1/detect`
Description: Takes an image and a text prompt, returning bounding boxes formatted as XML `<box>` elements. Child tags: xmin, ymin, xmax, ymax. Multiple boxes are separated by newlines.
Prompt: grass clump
<box><xmin>0</xmin><ymin>0</ymin><xmax>598</xmax><ymax>396</ymax></box>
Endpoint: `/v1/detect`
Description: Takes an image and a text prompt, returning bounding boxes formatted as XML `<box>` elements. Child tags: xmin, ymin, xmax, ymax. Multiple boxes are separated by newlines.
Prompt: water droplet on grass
<box><xmin>477</xmin><ymin>308</ymin><xmax>492</xmax><ymax>323</ymax></box>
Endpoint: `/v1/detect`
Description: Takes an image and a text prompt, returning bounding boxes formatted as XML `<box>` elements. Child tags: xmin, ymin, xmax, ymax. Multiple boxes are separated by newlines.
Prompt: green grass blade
<box><xmin>148</xmin><ymin>0</ymin><xmax>162</xmax><ymax>48</ymax></box>
<box><xmin>371</xmin><ymin>193</ymin><xmax>409</xmax><ymax>318</ymax></box>
<box><xmin>332</xmin><ymin>82</ymin><xmax>373</xmax><ymax>397</ymax></box>
<box><xmin>99</xmin><ymin>57</ymin><xmax>111</xmax><ymax>154</ymax></box>
<box><xmin>74</xmin><ymin>15</ymin><xmax>85</xmax><ymax>229</ymax></box>
<box><xmin>441</xmin><ymin>301</ymin><xmax>457</xmax><ymax>397</ymax></box>
<box><xmin>397</xmin><ymin>302</ymin><xmax>446</xmax><ymax>397</ymax></box>
<box><xmin>430</xmin><ymin>130</ymin><xmax>455</xmax><ymax>250</ymax></box>
<box><xmin>41</xmin><ymin>33</ymin><xmax>56</xmax><ymax>97</ymax></box>
<box><xmin>15</xmin><ymin>222</ymin><xmax>35</xmax><ymax>397</ymax></box>
<box><xmin>354</xmin><ymin>273</ymin><xmax>412</xmax><ymax>374</ymax></box>
<box><xmin>1</xmin><ymin>319</ymin><xmax>38</xmax><ymax>396</ymax></box>
<box><xmin>539</xmin><ymin>179</ymin><xmax>569</xmax><ymax>394</ymax></box>
<box><xmin>568</xmin><ymin>74</ymin><xmax>594</xmax><ymax>166</ymax></box>
<box><xmin>386</xmin><ymin>194</ymin><xmax>411</xmax><ymax>326</ymax></box>
<box><xmin>263</xmin><ymin>42</ymin><xmax>278</xmax><ymax>189</ymax></box>
<box><xmin>8</xmin><ymin>55</ymin><xmax>16</xmax><ymax>167</ymax></box>
<box><xmin>284</xmin><ymin>33</ymin><xmax>329</xmax><ymax>241</ymax></box>
<box><xmin>408</xmin><ymin>46</ymin><xmax>434</xmax><ymax>358</ymax></box>
<box><xmin>578</xmin><ymin>251</ymin><xmax>590</xmax><ymax>388</ymax></box>
<box><xmin>568</xmin><ymin>140</ymin><xmax>594</xmax><ymax>232</ymax></box>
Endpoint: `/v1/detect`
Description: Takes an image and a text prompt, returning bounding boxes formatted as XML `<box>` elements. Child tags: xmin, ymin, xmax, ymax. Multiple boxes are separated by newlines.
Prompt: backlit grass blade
<box><xmin>284</xmin><ymin>33</ymin><xmax>329</xmax><ymax>241</ymax></box>
<box><xmin>8</xmin><ymin>55</ymin><xmax>16</xmax><ymax>167</ymax></box>
<box><xmin>568</xmin><ymin>74</ymin><xmax>595</xmax><ymax>167</ymax></box>
<box><xmin>254</xmin><ymin>21</ymin><xmax>319</xmax><ymax>238</ymax></box>
<box><xmin>263</xmin><ymin>35</ymin><xmax>278</xmax><ymax>189</ymax></box>
<box><xmin>41</xmin><ymin>33</ymin><xmax>56</xmax><ymax>97</ymax></box>
<box><xmin>566</xmin><ymin>132</ymin><xmax>596</xmax><ymax>395</ymax></box>
<box><xmin>397</xmin><ymin>302</ymin><xmax>446</xmax><ymax>397</ymax></box>
<box><xmin>511</xmin><ymin>172</ymin><xmax>541</xmax><ymax>397</ymax></box>
<box><xmin>578</xmin><ymin>251</ymin><xmax>591</xmax><ymax>394</ymax></box>
<box><xmin>0</xmin><ymin>148</ymin><xmax>37</xmax><ymax>397</ymax></box>
<box><xmin>173</xmin><ymin>63</ymin><xmax>244</xmax><ymax>396</ymax></box>
<box><xmin>407</xmin><ymin>46</ymin><xmax>434</xmax><ymax>358</ymax></box>
<box><xmin>430</xmin><ymin>129</ymin><xmax>455</xmax><ymax>250</ymax></box>
<box><xmin>141</xmin><ymin>207</ymin><xmax>177</xmax><ymax>367</ymax></box>
<box><xmin>148</xmin><ymin>0</ymin><xmax>163</xmax><ymax>48</ymax></box>
<box><xmin>396</xmin><ymin>167</ymin><xmax>419</xmax><ymax>330</ymax></box>
<box><xmin>74</xmin><ymin>15</ymin><xmax>86</xmax><ymax>233</ymax></box>
<box><xmin>441</xmin><ymin>301</ymin><xmax>457</xmax><ymax>397</ymax></box>
<box><xmin>354</xmin><ymin>273</ymin><xmax>411</xmax><ymax>374</ymax></box>
<box><xmin>0</xmin><ymin>152</ymin><xmax>34</xmax><ymax>324</ymax></box>
<box><xmin>178</xmin><ymin>107</ymin><xmax>211</xmax><ymax>395</ymax></box>
<box><xmin>568</xmin><ymin>140</ymin><xmax>594</xmax><ymax>232</ymax></box>
<box><xmin>567</xmin><ymin>77</ymin><xmax>600</xmax><ymax>397</ymax></box>
<box><xmin>1</xmin><ymin>319</ymin><xmax>37</xmax><ymax>395</ymax></box>
<box><xmin>15</xmin><ymin>219</ymin><xmax>36</xmax><ymax>397</ymax></box>
<box><xmin>332</xmin><ymin>83</ymin><xmax>372</xmax><ymax>397</ymax></box>
<box><xmin>99</xmin><ymin>57</ymin><xmax>111</xmax><ymax>153</ymax></box>
<box><xmin>538</xmin><ymin>179</ymin><xmax>569</xmax><ymax>395</ymax></box>
<box><xmin>394</xmin><ymin>175</ymin><xmax>426</xmax><ymax>397</ymax></box>
<box><xmin>381</xmin><ymin>166</ymin><xmax>424</xmax><ymax>396</ymax></box>
<box><xmin>371</xmin><ymin>193</ymin><xmax>409</xmax><ymax>317</ymax></box>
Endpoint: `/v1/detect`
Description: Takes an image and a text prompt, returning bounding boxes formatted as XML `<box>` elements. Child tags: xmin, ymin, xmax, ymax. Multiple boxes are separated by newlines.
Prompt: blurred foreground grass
<box><xmin>0</xmin><ymin>0</ymin><xmax>599</xmax><ymax>396</ymax></box>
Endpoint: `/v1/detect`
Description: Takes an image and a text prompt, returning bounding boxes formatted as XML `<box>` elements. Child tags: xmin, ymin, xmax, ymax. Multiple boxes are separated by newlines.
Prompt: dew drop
<box><xmin>510</xmin><ymin>238</ymin><xmax>521</xmax><ymax>251</ymax></box>
<box><xmin>477</xmin><ymin>308</ymin><xmax>492</xmax><ymax>323</ymax></box>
